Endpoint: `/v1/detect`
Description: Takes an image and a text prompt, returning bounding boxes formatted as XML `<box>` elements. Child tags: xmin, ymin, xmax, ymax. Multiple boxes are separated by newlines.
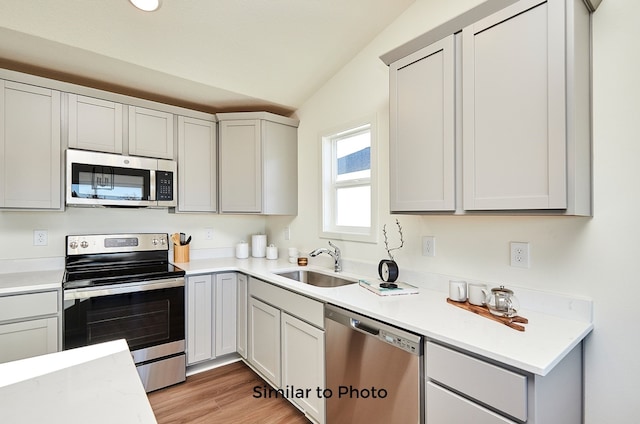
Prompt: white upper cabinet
<box><xmin>218</xmin><ymin>112</ymin><xmax>298</xmax><ymax>215</ymax></box>
<box><xmin>384</xmin><ymin>0</ymin><xmax>592</xmax><ymax>215</ymax></box>
<box><xmin>462</xmin><ymin>0</ymin><xmax>590</xmax><ymax>213</ymax></box>
<box><xmin>0</xmin><ymin>80</ymin><xmax>62</xmax><ymax>210</ymax></box>
<box><xmin>389</xmin><ymin>35</ymin><xmax>456</xmax><ymax>212</ymax></box>
<box><xmin>67</xmin><ymin>94</ymin><xmax>123</xmax><ymax>154</ymax></box>
<box><xmin>177</xmin><ymin>116</ymin><xmax>217</xmax><ymax>212</ymax></box>
<box><xmin>128</xmin><ymin>106</ymin><xmax>174</xmax><ymax>159</ymax></box>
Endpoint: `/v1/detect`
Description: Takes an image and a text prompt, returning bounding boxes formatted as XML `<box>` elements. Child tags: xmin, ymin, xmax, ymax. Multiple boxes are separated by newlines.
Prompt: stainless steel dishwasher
<box><xmin>325</xmin><ymin>304</ymin><xmax>424</xmax><ymax>423</ymax></box>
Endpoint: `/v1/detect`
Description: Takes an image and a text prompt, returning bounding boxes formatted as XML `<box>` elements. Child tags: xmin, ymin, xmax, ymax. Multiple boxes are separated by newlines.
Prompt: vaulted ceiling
<box><xmin>0</xmin><ymin>0</ymin><xmax>415</xmax><ymax>115</ymax></box>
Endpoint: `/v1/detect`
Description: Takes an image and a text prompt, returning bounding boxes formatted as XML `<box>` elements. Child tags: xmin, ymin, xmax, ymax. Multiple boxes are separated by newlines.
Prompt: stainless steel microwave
<box><xmin>66</xmin><ymin>149</ymin><xmax>177</xmax><ymax>208</ymax></box>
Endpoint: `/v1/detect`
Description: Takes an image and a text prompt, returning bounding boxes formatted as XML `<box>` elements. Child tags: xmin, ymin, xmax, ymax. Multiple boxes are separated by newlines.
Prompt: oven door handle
<box><xmin>64</xmin><ymin>277</ymin><xmax>185</xmax><ymax>300</ymax></box>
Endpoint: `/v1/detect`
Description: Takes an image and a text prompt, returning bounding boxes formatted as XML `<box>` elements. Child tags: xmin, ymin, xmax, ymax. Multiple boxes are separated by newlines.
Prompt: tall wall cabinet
<box><xmin>218</xmin><ymin>112</ymin><xmax>299</xmax><ymax>215</ymax></box>
<box><xmin>0</xmin><ymin>81</ymin><xmax>62</xmax><ymax>210</ymax></box>
<box><xmin>385</xmin><ymin>0</ymin><xmax>593</xmax><ymax>216</ymax></box>
<box><xmin>177</xmin><ymin>116</ymin><xmax>217</xmax><ymax>213</ymax></box>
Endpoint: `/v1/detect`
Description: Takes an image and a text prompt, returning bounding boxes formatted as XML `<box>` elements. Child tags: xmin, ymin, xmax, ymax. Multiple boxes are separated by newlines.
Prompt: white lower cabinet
<box><xmin>0</xmin><ymin>290</ymin><xmax>60</xmax><ymax>363</ymax></box>
<box><xmin>427</xmin><ymin>382</ymin><xmax>516</xmax><ymax>424</ymax></box>
<box><xmin>236</xmin><ymin>273</ymin><xmax>248</xmax><ymax>359</ymax></box>
<box><xmin>425</xmin><ymin>340</ymin><xmax>583</xmax><ymax>424</ymax></box>
<box><xmin>186</xmin><ymin>272</ymin><xmax>237</xmax><ymax>365</ymax></box>
<box><xmin>248</xmin><ymin>297</ymin><xmax>281</xmax><ymax>387</ymax></box>
<box><xmin>281</xmin><ymin>312</ymin><xmax>325</xmax><ymax>424</ymax></box>
<box><xmin>247</xmin><ymin>277</ymin><xmax>325</xmax><ymax>424</ymax></box>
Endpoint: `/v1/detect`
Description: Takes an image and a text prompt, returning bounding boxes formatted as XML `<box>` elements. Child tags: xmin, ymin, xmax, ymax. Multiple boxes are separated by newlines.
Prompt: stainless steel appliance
<box><xmin>63</xmin><ymin>233</ymin><xmax>186</xmax><ymax>392</ymax></box>
<box><xmin>66</xmin><ymin>149</ymin><xmax>176</xmax><ymax>208</ymax></box>
<box><xmin>325</xmin><ymin>304</ymin><xmax>424</xmax><ymax>423</ymax></box>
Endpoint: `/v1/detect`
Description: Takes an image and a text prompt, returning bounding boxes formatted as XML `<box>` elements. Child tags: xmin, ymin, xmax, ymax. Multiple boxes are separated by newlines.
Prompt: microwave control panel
<box><xmin>156</xmin><ymin>171</ymin><xmax>174</xmax><ymax>201</ymax></box>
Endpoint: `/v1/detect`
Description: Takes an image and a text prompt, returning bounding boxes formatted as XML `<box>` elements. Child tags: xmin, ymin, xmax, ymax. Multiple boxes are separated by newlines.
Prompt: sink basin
<box><xmin>273</xmin><ymin>270</ymin><xmax>357</xmax><ymax>288</ymax></box>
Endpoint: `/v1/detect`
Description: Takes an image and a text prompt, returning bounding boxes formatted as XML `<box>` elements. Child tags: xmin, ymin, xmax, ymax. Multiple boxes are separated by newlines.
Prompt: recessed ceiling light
<box><xmin>129</xmin><ymin>0</ymin><xmax>161</xmax><ymax>12</ymax></box>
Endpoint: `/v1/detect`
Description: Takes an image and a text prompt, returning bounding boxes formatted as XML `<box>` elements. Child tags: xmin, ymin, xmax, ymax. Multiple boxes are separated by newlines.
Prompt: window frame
<box><xmin>320</xmin><ymin>116</ymin><xmax>378</xmax><ymax>243</ymax></box>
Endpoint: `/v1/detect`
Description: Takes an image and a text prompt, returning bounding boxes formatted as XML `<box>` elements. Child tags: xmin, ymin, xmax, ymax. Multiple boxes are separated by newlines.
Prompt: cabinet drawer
<box><xmin>426</xmin><ymin>341</ymin><xmax>527</xmax><ymax>421</ymax></box>
<box><xmin>0</xmin><ymin>291</ymin><xmax>59</xmax><ymax>322</ymax></box>
<box><xmin>426</xmin><ymin>382</ymin><xmax>517</xmax><ymax>424</ymax></box>
<box><xmin>249</xmin><ymin>278</ymin><xmax>323</xmax><ymax>328</ymax></box>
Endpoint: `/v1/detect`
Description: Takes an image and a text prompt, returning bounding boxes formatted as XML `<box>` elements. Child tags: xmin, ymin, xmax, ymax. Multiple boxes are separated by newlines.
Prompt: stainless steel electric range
<box><xmin>62</xmin><ymin>233</ymin><xmax>186</xmax><ymax>392</ymax></box>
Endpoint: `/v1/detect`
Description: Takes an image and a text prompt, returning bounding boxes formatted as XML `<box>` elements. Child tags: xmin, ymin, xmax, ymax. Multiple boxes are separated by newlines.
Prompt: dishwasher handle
<box><xmin>350</xmin><ymin>318</ymin><xmax>380</xmax><ymax>336</ymax></box>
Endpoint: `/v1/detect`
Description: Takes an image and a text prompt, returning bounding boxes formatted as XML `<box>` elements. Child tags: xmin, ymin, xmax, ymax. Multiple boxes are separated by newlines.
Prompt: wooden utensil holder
<box><xmin>173</xmin><ymin>244</ymin><xmax>190</xmax><ymax>263</ymax></box>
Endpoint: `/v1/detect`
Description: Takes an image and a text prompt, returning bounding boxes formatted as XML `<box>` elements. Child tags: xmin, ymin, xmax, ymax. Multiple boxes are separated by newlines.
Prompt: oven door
<box><xmin>63</xmin><ymin>278</ymin><xmax>185</xmax><ymax>356</ymax></box>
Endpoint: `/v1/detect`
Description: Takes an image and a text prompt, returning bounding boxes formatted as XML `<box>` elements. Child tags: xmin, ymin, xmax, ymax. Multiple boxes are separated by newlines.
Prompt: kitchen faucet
<box><xmin>309</xmin><ymin>241</ymin><xmax>342</xmax><ymax>272</ymax></box>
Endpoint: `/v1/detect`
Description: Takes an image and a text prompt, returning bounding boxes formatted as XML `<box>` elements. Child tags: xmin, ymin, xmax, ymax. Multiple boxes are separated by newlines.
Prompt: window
<box><xmin>321</xmin><ymin>118</ymin><xmax>377</xmax><ymax>243</ymax></box>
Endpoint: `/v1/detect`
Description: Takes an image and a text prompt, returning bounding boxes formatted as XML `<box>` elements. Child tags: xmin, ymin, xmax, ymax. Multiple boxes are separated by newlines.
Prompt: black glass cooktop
<box><xmin>63</xmin><ymin>251</ymin><xmax>185</xmax><ymax>290</ymax></box>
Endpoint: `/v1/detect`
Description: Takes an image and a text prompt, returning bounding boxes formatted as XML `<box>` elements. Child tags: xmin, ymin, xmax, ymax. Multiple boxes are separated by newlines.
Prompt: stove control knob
<box><xmin>80</xmin><ymin>241</ymin><xmax>89</xmax><ymax>249</ymax></box>
<box><xmin>160</xmin><ymin>237</ymin><xmax>167</xmax><ymax>245</ymax></box>
<box><xmin>69</xmin><ymin>241</ymin><xmax>78</xmax><ymax>249</ymax></box>
<box><xmin>152</xmin><ymin>238</ymin><xmax>159</xmax><ymax>246</ymax></box>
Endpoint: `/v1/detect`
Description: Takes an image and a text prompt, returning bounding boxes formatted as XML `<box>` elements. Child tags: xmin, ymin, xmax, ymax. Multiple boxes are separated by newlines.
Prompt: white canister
<box><xmin>235</xmin><ymin>241</ymin><xmax>249</xmax><ymax>259</ymax></box>
<box><xmin>252</xmin><ymin>234</ymin><xmax>267</xmax><ymax>258</ymax></box>
<box><xmin>288</xmin><ymin>247</ymin><xmax>299</xmax><ymax>258</ymax></box>
<box><xmin>266</xmin><ymin>244</ymin><xmax>278</xmax><ymax>260</ymax></box>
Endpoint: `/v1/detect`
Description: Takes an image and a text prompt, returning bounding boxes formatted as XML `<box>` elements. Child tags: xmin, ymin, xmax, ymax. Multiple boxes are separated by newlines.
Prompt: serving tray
<box><xmin>446</xmin><ymin>298</ymin><xmax>528</xmax><ymax>332</ymax></box>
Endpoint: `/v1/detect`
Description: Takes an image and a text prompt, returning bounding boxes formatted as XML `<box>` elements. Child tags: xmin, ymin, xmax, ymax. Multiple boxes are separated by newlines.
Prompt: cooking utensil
<box><xmin>184</xmin><ymin>236</ymin><xmax>191</xmax><ymax>245</ymax></box>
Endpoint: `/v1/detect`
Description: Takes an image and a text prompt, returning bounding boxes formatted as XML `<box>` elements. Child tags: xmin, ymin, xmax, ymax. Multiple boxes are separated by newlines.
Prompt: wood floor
<box><xmin>148</xmin><ymin>361</ymin><xmax>310</xmax><ymax>424</ymax></box>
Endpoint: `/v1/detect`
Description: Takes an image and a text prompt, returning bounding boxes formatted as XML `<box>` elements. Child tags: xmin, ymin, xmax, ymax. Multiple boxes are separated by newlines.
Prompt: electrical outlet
<box><xmin>284</xmin><ymin>226</ymin><xmax>291</xmax><ymax>241</ymax></box>
<box><xmin>422</xmin><ymin>236</ymin><xmax>435</xmax><ymax>257</ymax></box>
<box><xmin>510</xmin><ymin>242</ymin><xmax>530</xmax><ymax>268</ymax></box>
<box><xmin>34</xmin><ymin>230</ymin><xmax>48</xmax><ymax>246</ymax></box>
<box><xmin>205</xmin><ymin>228</ymin><xmax>214</xmax><ymax>240</ymax></box>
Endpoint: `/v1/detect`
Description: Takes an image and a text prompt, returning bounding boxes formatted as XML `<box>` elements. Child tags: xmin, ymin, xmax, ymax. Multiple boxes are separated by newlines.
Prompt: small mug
<box><xmin>449</xmin><ymin>280</ymin><xmax>467</xmax><ymax>302</ymax></box>
<box><xmin>468</xmin><ymin>282</ymin><xmax>489</xmax><ymax>306</ymax></box>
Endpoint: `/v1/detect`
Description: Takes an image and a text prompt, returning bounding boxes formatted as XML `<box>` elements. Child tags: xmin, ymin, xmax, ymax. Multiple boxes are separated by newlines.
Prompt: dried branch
<box><xmin>383</xmin><ymin>219</ymin><xmax>404</xmax><ymax>261</ymax></box>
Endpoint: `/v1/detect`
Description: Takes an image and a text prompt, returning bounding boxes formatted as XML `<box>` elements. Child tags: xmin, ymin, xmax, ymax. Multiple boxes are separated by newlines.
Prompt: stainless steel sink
<box><xmin>273</xmin><ymin>270</ymin><xmax>357</xmax><ymax>288</ymax></box>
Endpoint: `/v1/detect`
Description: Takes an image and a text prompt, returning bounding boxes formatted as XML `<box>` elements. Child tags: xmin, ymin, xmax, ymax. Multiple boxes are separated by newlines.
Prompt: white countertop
<box><xmin>0</xmin><ymin>339</ymin><xmax>157</xmax><ymax>424</ymax></box>
<box><xmin>0</xmin><ymin>269</ymin><xmax>63</xmax><ymax>295</ymax></box>
<box><xmin>0</xmin><ymin>256</ymin><xmax>593</xmax><ymax>377</ymax></box>
<box><xmin>176</xmin><ymin>257</ymin><xmax>593</xmax><ymax>376</ymax></box>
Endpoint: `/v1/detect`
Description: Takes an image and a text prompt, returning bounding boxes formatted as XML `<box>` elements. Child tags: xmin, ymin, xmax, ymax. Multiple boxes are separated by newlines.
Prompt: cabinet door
<box><xmin>236</xmin><ymin>273</ymin><xmax>248</xmax><ymax>359</ymax></box>
<box><xmin>219</xmin><ymin>119</ymin><xmax>262</xmax><ymax>213</ymax></box>
<box><xmin>0</xmin><ymin>81</ymin><xmax>61</xmax><ymax>209</ymax></box>
<box><xmin>389</xmin><ymin>35</ymin><xmax>455</xmax><ymax>212</ymax></box>
<box><xmin>281</xmin><ymin>312</ymin><xmax>325</xmax><ymax>424</ymax></box>
<box><xmin>177</xmin><ymin>116</ymin><xmax>217</xmax><ymax>212</ymax></box>
<box><xmin>462</xmin><ymin>0</ymin><xmax>567</xmax><ymax>210</ymax></box>
<box><xmin>215</xmin><ymin>273</ymin><xmax>237</xmax><ymax>357</ymax></box>
<box><xmin>262</xmin><ymin>120</ymin><xmax>298</xmax><ymax>215</ymax></box>
<box><xmin>128</xmin><ymin>106</ymin><xmax>174</xmax><ymax>159</ymax></box>
<box><xmin>0</xmin><ymin>317</ymin><xmax>58</xmax><ymax>364</ymax></box>
<box><xmin>187</xmin><ymin>274</ymin><xmax>213</xmax><ymax>365</ymax></box>
<box><xmin>248</xmin><ymin>297</ymin><xmax>281</xmax><ymax>387</ymax></box>
<box><xmin>426</xmin><ymin>382</ymin><xmax>517</xmax><ymax>424</ymax></box>
<box><xmin>67</xmin><ymin>94</ymin><xmax>123</xmax><ymax>153</ymax></box>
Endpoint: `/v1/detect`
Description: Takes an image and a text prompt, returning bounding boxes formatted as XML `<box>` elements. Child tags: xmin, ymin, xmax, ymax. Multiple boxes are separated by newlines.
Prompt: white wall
<box><xmin>0</xmin><ymin>207</ymin><xmax>266</xmax><ymax>261</ymax></box>
<box><xmin>268</xmin><ymin>0</ymin><xmax>640</xmax><ymax>421</ymax></box>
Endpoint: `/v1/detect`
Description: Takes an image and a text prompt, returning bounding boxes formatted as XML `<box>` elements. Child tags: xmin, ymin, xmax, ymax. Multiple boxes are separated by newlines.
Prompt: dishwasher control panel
<box><xmin>380</xmin><ymin>330</ymin><xmax>420</xmax><ymax>354</ymax></box>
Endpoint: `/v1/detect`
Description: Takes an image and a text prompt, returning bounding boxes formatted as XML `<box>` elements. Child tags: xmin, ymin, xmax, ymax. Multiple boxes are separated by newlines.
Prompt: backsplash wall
<box><xmin>0</xmin><ymin>207</ymin><xmax>267</xmax><ymax>261</ymax></box>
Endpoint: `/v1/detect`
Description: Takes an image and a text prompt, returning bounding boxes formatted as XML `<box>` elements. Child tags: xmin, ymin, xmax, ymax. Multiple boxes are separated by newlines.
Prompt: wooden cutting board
<box><xmin>446</xmin><ymin>298</ymin><xmax>528</xmax><ymax>332</ymax></box>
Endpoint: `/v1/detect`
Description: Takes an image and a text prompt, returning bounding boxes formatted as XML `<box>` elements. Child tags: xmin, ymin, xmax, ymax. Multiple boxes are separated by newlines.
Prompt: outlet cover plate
<box><xmin>510</xmin><ymin>242</ymin><xmax>530</xmax><ymax>268</ymax></box>
<box><xmin>422</xmin><ymin>236</ymin><xmax>435</xmax><ymax>257</ymax></box>
<box><xmin>34</xmin><ymin>230</ymin><xmax>48</xmax><ymax>246</ymax></box>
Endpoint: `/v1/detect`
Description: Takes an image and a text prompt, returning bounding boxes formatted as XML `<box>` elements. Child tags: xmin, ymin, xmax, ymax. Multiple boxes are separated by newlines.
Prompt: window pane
<box><xmin>336</xmin><ymin>131</ymin><xmax>370</xmax><ymax>182</ymax></box>
<box><xmin>336</xmin><ymin>186</ymin><xmax>371</xmax><ymax>227</ymax></box>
